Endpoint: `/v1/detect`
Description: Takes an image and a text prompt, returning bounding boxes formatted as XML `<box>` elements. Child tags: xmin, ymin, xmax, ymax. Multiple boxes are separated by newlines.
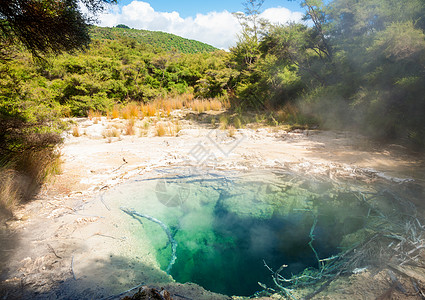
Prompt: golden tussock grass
<box><xmin>156</xmin><ymin>123</ymin><xmax>166</xmax><ymax>136</ymax></box>
<box><xmin>0</xmin><ymin>169</ymin><xmax>20</xmax><ymax>214</ymax></box>
<box><xmin>121</xmin><ymin>103</ymin><xmax>140</xmax><ymax>120</ymax></box>
<box><xmin>181</xmin><ymin>92</ymin><xmax>194</xmax><ymax>102</ymax></box>
<box><xmin>189</xmin><ymin>100</ymin><xmax>205</xmax><ymax>113</ymax></box>
<box><xmin>72</xmin><ymin>126</ymin><xmax>81</xmax><ymax>137</ymax></box>
<box><xmin>186</xmin><ymin>98</ymin><xmax>226</xmax><ymax>113</ymax></box>
<box><xmin>106</xmin><ymin>95</ymin><xmax>228</xmax><ymax>122</ymax></box>
<box><xmin>88</xmin><ymin>109</ymin><xmax>102</xmax><ymax>120</ymax></box>
<box><xmin>145</xmin><ymin>104</ymin><xmax>157</xmax><ymax>117</ymax></box>
<box><xmin>103</xmin><ymin>127</ymin><xmax>121</xmax><ymax>138</ymax></box>
<box><xmin>122</xmin><ymin>107</ymin><xmax>131</xmax><ymax>120</ymax></box>
<box><xmin>138</xmin><ymin>119</ymin><xmax>150</xmax><ymax>137</ymax></box>
<box><xmin>88</xmin><ymin>109</ymin><xmax>95</xmax><ymax>120</ymax></box>
<box><xmin>129</xmin><ymin>104</ymin><xmax>139</xmax><ymax>118</ymax></box>
<box><xmin>111</xmin><ymin>106</ymin><xmax>120</xmax><ymax>119</ymax></box>
<box><xmin>210</xmin><ymin>99</ymin><xmax>223</xmax><ymax>111</ymax></box>
<box><xmin>171</xmin><ymin>97</ymin><xmax>184</xmax><ymax>109</ymax></box>
<box><xmin>147</xmin><ymin>94</ymin><xmax>226</xmax><ymax>114</ymax></box>
<box><xmin>1</xmin><ymin>149</ymin><xmax>62</xmax><ymax>215</ymax></box>
<box><xmin>154</xmin><ymin>121</ymin><xmax>181</xmax><ymax>137</ymax></box>
<box><xmin>227</xmin><ymin>125</ymin><xmax>236</xmax><ymax>137</ymax></box>
<box><xmin>125</xmin><ymin>119</ymin><xmax>135</xmax><ymax>135</ymax></box>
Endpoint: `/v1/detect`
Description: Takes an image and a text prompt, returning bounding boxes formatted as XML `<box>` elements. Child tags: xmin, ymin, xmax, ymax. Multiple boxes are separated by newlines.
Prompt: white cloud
<box><xmin>260</xmin><ymin>7</ymin><xmax>304</xmax><ymax>25</ymax></box>
<box><xmin>97</xmin><ymin>1</ymin><xmax>304</xmax><ymax>50</ymax></box>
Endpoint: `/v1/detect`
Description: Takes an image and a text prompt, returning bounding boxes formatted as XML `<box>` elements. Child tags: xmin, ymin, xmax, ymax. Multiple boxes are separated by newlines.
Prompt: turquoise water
<box><xmin>101</xmin><ymin>168</ymin><xmax>379</xmax><ymax>296</ymax></box>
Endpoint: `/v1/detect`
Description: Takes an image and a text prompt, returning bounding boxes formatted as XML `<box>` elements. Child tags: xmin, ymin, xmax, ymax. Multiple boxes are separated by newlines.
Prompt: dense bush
<box><xmin>229</xmin><ymin>0</ymin><xmax>425</xmax><ymax>146</ymax></box>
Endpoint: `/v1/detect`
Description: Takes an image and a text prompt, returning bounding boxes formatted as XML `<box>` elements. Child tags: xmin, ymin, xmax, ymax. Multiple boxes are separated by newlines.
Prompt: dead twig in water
<box><xmin>47</xmin><ymin>243</ymin><xmax>62</xmax><ymax>259</ymax></box>
<box><xmin>92</xmin><ymin>233</ymin><xmax>125</xmax><ymax>241</ymax></box>
<box><xmin>100</xmin><ymin>192</ymin><xmax>110</xmax><ymax>211</ymax></box>
<box><xmin>121</xmin><ymin>207</ymin><xmax>177</xmax><ymax>274</ymax></box>
<box><xmin>71</xmin><ymin>255</ymin><xmax>76</xmax><ymax>280</ymax></box>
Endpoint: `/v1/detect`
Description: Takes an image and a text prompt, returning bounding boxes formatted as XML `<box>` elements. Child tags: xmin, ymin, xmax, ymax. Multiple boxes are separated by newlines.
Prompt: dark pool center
<box><xmin>100</xmin><ymin>167</ymin><xmax>417</xmax><ymax>296</ymax></box>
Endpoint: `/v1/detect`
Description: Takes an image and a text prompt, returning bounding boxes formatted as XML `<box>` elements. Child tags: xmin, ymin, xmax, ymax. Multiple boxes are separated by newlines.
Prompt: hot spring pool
<box><xmin>98</xmin><ymin>167</ymin><xmax>420</xmax><ymax>297</ymax></box>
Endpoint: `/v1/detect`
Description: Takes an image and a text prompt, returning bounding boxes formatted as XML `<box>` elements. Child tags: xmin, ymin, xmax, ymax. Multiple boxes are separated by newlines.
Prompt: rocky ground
<box><xmin>1</xmin><ymin>110</ymin><xmax>425</xmax><ymax>299</ymax></box>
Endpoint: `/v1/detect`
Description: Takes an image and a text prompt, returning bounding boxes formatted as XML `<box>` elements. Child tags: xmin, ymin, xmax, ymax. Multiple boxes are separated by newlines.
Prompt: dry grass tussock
<box><xmin>72</xmin><ymin>126</ymin><xmax>81</xmax><ymax>137</ymax></box>
<box><xmin>227</xmin><ymin>125</ymin><xmax>236</xmax><ymax>137</ymax></box>
<box><xmin>275</xmin><ymin>103</ymin><xmax>299</xmax><ymax>123</ymax></box>
<box><xmin>88</xmin><ymin>109</ymin><xmax>102</xmax><ymax>123</ymax></box>
<box><xmin>122</xmin><ymin>104</ymin><xmax>139</xmax><ymax>119</ymax></box>
<box><xmin>109</xmin><ymin>106</ymin><xmax>120</xmax><ymax>119</ymax></box>
<box><xmin>155</xmin><ymin>121</ymin><xmax>181</xmax><ymax>137</ymax></box>
<box><xmin>102</xmin><ymin>126</ymin><xmax>121</xmax><ymax>138</ymax></box>
<box><xmin>0</xmin><ymin>149</ymin><xmax>62</xmax><ymax>217</ymax></box>
<box><xmin>125</xmin><ymin>119</ymin><xmax>135</xmax><ymax>135</ymax></box>
<box><xmin>107</xmin><ymin>94</ymin><xmax>229</xmax><ymax>121</ymax></box>
<box><xmin>0</xmin><ymin>170</ymin><xmax>20</xmax><ymax>216</ymax></box>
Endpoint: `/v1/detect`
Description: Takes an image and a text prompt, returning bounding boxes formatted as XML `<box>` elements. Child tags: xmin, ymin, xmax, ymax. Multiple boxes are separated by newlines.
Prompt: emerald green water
<box><xmin>101</xmin><ymin>168</ymin><xmax>379</xmax><ymax>296</ymax></box>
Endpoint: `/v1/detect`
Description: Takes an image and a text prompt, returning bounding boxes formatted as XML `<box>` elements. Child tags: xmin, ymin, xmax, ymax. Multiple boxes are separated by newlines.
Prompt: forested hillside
<box><xmin>90</xmin><ymin>26</ymin><xmax>218</xmax><ymax>54</ymax></box>
<box><xmin>0</xmin><ymin>25</ymin><xmax>224</xmax><ymax>116</ymax></box>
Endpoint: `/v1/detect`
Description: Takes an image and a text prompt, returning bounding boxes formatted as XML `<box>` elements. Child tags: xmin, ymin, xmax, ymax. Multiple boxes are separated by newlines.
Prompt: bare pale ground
<box><xmin>1</xmin><ymin>110</ymin><xmax>425</xmax><ymax>299</ymax></box>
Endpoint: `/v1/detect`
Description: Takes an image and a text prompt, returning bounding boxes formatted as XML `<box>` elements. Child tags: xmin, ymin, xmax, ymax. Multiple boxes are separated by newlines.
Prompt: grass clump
<box><xmin>210</xmin><ymin>99</ymin><xmax>223</xmax><ymax>111</ymax></box>
<box><xmin>125</xmin><ymin>119</ymin><xmax>135</xmax><ymax>135</ymax></box>
<box><xmin>111</xmin><ymin>106</ymin><xmax>120</xmax><ymax>119</ymax></box>
<box><xmin>122</xmin><ymin>107</ymin><xmax>131</xmax><ymax>119</ymax></box>
<box><xmin>145</xmin><ymin>104</ymin><xmax>157</xmax><ymax>117</ymax></box>
<box><xmin>233</xmin><ymin>116</ymin><xmax>242</xmax><ymax>129</ymax></box>
<box><xmin>156</xmin><ymin>123</ymin><xmax>166</xmax><ymax>136</ymax></box>
<box><xmin>103</xmin><ymin>127</ymin><xmax>121</xmax><ymax>138</ymax></box>
<box><xmin>0</xmin><ymin>170</ymin><xmax>21</xmax><ymax>214</ymax></box>
<box><xmin>0</xmin><ymin>148</ymin><xmax>62</xmax><ymax>217</ymax></box>
<box><xmin>227</xmin><ymin>125</ymin><xmax>236</xmax><ymax>137</ymax></box>
<box><xmin>219</xmin><ymin>115</ymin><xmax>229</xmax><ymax>129</ymax></box>
<box><xmin>72</xmin><ymin>126</ymin><xmax>81</xmax><ymax>137</ymax></box>
<box><xmin>88</xmin><ymin>109</ymin><xmax>102</xmax><ymax>122</ymax></box>
<box><xmin>129</xmin><ymin>104</ymin><xmax>139</xmax><ymax>118</ymax></box>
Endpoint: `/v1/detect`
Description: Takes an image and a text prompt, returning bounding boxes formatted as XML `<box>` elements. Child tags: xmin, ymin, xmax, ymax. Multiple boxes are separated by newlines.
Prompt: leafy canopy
<box><xmin>0</xmin><ymin>0</ymin><xmax>116</xmax><ymax>58</ymax></box>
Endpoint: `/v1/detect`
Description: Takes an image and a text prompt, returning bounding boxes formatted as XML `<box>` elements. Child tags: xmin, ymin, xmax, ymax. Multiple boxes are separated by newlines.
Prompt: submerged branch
<box><xmin>308</xmin><ymin>216</ymin><xmax>321</xmax><ymax>270</ymax></box>
<box><xmin>121</xmin><ymin>207</ymin><xmax>177</xmax><ymax>274</ymax></box>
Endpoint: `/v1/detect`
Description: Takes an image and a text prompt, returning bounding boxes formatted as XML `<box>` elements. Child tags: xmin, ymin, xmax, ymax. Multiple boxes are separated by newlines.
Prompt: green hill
<box><xmin>90</xmin><ymin>26</ymin><xmax>218</xmax><ymax>54</ymax></box>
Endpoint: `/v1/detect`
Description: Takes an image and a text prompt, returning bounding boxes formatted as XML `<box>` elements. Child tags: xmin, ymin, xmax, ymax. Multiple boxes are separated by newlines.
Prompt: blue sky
<box><xmin>115</xmin><ymin>0</ymin><xmax>303</xmax><ymax>18</ymax></box>
<box><xmin>98</xmin><ymin>0</ymin><xmax>307</xmax><ymax>49</ymax></box>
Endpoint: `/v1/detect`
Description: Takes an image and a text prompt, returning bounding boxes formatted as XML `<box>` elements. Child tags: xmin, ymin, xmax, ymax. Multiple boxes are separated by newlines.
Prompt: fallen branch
<box><xmin>112</xmin><ymin>160</ymin><xmax>128</xmax><ymax>173</ymax></box>
<box><xmin>387</xmin><ymin>270</ymin><xmax>407</xmax><ymax>294</ymax></box>
<box><xmin>121</xmin><ymin>207</ymin><xmax>177</xmax><ymax>273</ymax></box>
<box><xmin>100</xmin><ymin>193</ymin><xmax>110</xmax><ymax>211</ymax></box>
<box><xmin>47</xmin><ymin>243</ymin><xmax>62</xmax><ymax>259</ymax></box>
<box><xmin>92</xmin><ymin>233</ymin><xmax>125</xmax><ymax>241</ymax></box>
<box><xmin>71</xmin><ymin>255</ymin><xmax>77</xmax><ymax>280</ymax></box>
<box><xmin>308</xmin><ymin>216</ymin><xmax>321</xmax><ymax>270</ymax></box>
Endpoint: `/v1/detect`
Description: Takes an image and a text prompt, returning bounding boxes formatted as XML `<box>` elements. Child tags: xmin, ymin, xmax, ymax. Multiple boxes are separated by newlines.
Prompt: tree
<box><xmin>301</xmin><ymin>0</ymin><xmax>331</xmax><ymax>59</ymax></box>
<box><xmin>0</xmin><ymin>0</ymin><xmax>116</xmax><ymax>58</ymax></box>
<box><xmin>115</xmin><ymin>24</ymin><xmax>130</xmax><ymax>29</ymax></box>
